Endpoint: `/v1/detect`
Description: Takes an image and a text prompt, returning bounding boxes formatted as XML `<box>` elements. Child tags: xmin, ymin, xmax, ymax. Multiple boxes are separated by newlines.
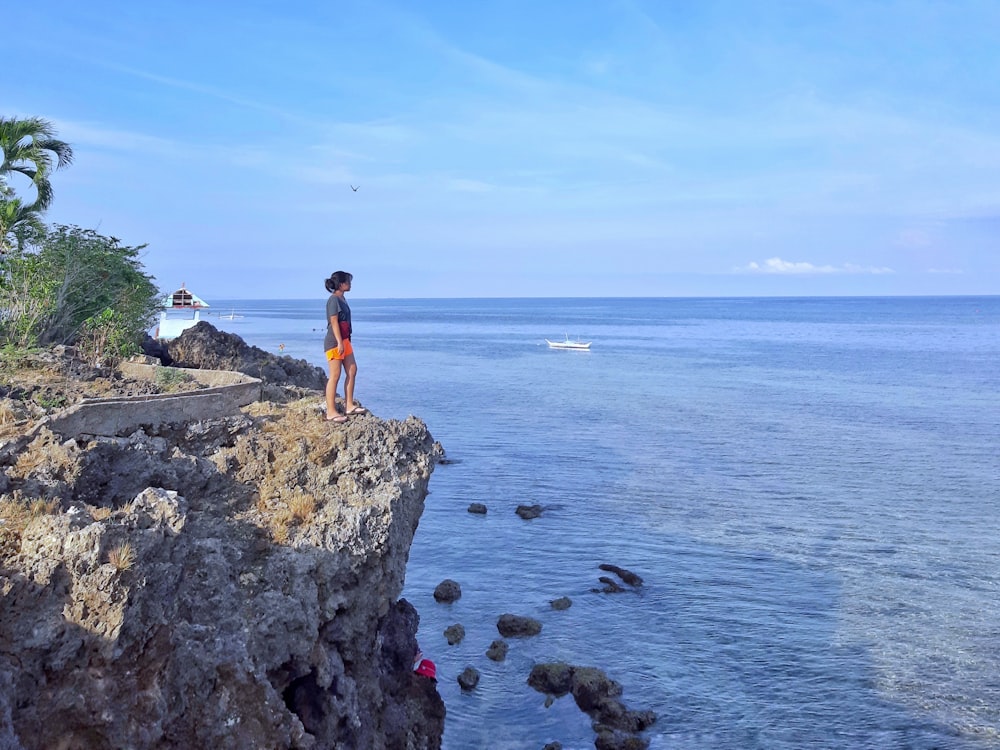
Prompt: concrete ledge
<box><xmin>42</xmin><ymin>364</ymin><xmax>262</xmax><ymax>438</ymax></box>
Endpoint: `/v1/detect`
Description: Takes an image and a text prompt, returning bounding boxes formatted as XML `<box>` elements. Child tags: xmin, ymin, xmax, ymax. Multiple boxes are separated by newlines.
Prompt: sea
<box><xmin>208</xmin><ymin>296</ymin><xmax>998</xmax><ymax>750</ymax></box>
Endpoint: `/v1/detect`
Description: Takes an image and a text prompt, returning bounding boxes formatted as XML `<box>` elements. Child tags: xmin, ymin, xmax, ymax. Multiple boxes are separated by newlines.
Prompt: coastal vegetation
<box><xmin>1</xmin><ymin>116</ymin><xmax>160</xmax><ymax>365</ymax></box>
<box><xmin>0</xmin><ymin>116</ymin><xmax>74</xmax><ymax>244</ymax></box>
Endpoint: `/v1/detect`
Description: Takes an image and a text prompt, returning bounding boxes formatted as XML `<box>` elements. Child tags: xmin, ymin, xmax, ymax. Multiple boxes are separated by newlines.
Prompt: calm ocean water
<box><xmin>211</xmin><ymin>296</ymin><xmax>999</xmax><ymax>750</ymax></box>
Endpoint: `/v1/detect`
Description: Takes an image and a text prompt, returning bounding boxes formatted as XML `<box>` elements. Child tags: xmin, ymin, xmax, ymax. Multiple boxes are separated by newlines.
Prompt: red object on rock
<box><xmin>415</xmin><ymin>659</ymin><xmax>437</xmax><ymax>679</ymax></box>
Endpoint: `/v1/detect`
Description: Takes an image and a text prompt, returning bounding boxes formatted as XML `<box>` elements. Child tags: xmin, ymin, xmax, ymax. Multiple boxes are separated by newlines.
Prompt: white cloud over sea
<box><xmin>737</xmin><ymin>258</ymin><xmax>895</xmax><ymax>275</ymax></box>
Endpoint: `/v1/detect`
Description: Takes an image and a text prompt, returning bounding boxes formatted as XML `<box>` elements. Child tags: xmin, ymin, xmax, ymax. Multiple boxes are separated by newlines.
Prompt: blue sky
<box><xmin>6</xmin><ymin>0</ymin><xmax>998</xmax><ymax>298</ymax></box>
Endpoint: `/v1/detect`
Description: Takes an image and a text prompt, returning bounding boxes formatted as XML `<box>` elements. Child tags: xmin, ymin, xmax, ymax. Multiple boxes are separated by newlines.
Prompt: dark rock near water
<box><xmin>497</xmin><ymin>613</ymin><xmax>543</xmax><ymax>637</ymax></box>
<box><xmin>594</xmin><ymin>576</ymin><xmax>627</xmax><ymax>594</ymax></box>
<box><xmin>457</xmin><ymin>667</ymin><xmax>480</xmax><ymax>691</ymax></box>
<box><xmin>165</xmin><ymin>321</ymin><xmax>327</xmax><ymax>390</ymax></box>
<box><xmin>467</xmin><ymin>502</ymin><xmax>487</xmax><ymax>514</ymax></box>
<box><xmin>543</xmin><ymin>743</ymin><xmax>563</xmax><ymax>750</ymax></box>
<box><xmin>528</xmin><ymin>662</ymin><xmax>575</xmax><ymax>695</ymax></box>
<box><xmin>595</xmin><ymin>731</ymin><xmax>650</xmax><ymax>750</ymax></box>
<box><xmin>433</xmin><ymin>579</ymin><xmax>462</xmax><ymax>603</ymax></box>
<box><xmin>140</xmin><ymin>334</ymin><xmax>170</xmax><ymax>364</ymax></box>
<box><xmin>528</xmin><ymin>663</ymin><xmax>656</xmax><ymax>749</ymax></box>
<box><xmin>516</xmin><ymin>504</ymin><xmax>543</xmax><ymax>520</ymax></box>
<box><xmin>485</xmin><ymin>639</ymin><xmax>509</xmax><ymax>662</ymax></box>
<box><xmin>444</xmin><ymin>623</ymin><xmax>465</xmax><ymax>645</ymax></box>
<box><xmin>598</xmin><ymin>563</ymin><xmax>643</xmax><ymax>587</ymax></box>
<box><xmin>550</xmin><ymin>596</ymin><xmax>572</xmax><ymax>610</ymax></box>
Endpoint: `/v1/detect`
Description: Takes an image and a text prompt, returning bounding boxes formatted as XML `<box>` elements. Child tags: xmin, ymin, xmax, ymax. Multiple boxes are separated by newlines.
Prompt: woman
<box><xmin>324</xmin><ymin>270</ymin><xmax>367</xmax><ymax>422</ymax></box>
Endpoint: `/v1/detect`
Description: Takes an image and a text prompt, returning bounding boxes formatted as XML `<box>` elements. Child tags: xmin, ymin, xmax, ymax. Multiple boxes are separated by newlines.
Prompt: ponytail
<box><xmin>325</xmin><ymin>271</ymin><xmax>353</xmax><ymax>293</ymax></box>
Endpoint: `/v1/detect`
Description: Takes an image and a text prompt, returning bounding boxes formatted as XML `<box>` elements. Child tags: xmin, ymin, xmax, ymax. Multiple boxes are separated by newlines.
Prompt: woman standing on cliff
<box><xmin>324</xmin><ymin>270</ymin><xmax>367</xmax><ymax>422</ymax></box>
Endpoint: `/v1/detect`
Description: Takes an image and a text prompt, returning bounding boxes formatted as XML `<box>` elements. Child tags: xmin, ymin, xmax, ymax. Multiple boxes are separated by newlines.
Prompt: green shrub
<box><xmin>154</xmin><ymin>366</ymin><xmax>194</xmax><ymax>391</ymax></box>
<box><xmin>0</xmin><ymin>225</ymin><xmax>160</xmax><ymax>362</ymax></box>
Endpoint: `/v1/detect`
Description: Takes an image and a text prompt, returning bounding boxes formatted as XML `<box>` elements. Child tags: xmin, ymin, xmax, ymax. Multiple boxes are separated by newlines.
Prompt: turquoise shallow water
<box><xmin>211</xmin><ymin>296</ymin><xmax>999</xmax><ymax>749</ymax></box>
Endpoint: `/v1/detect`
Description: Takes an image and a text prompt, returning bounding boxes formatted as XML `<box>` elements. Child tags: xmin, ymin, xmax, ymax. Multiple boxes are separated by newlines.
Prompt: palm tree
<box><xmin>0</xmin><ymin>116</ymin><xmax>74</xmax><ymax>212</ymax></box>
<box><xmin>0</xmin><ymin>196</ymin><xmax>44</xmax><ymax>253</ymax></box>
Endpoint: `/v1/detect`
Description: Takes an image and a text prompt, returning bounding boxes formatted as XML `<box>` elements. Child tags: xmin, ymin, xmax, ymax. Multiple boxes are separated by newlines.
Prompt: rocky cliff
<box><xmin>153</xmin><ymin>322</ymin><xmax>328</xmax><ymax>394</ymax></box>
<box><xmin>0</xmin><ymin>384</ymin><xmax>445</xmax><ymax>749</ymax></box>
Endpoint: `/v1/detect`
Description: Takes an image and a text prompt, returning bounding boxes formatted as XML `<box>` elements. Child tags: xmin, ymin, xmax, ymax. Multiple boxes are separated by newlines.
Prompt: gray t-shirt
<box><xmin>324</xmin><ymin>294</ymin><xmax>352</xmax><ymax>351</ymax></box>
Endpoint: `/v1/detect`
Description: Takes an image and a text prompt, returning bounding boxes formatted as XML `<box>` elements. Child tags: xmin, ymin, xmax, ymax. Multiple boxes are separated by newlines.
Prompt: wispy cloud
<box><xmin>738</xmin><ymin>257</ymin><xmax>895</xmax><ymax>274</ymax></box>
<box><xmin>445</xmin><ymin>178</ymin><xmax>494</xmax><ymax>193</ymax></box>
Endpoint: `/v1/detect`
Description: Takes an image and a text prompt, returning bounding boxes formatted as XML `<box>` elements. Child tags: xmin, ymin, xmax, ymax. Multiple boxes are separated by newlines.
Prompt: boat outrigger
<box><xmin>545</xmin><ymin>336</ymin><xmax>591</xmax><ymax>350</ymax></box>
<box><xmin>153</xmin><ymin>284</ymin><xmax>210</xmax><ymax>340</ymax></box>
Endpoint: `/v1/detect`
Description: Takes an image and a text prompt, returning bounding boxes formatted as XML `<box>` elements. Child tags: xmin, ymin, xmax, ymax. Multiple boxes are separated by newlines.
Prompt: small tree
<box><xmin>0</xmin><ymin>225</ymin><xmax>161</xmax><ymax>361</ymax></box>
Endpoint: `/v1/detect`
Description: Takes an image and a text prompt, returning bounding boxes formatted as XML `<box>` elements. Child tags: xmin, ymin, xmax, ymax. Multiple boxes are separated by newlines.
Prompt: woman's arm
<box><xmin>330</xmin><ymin>315</ymin><xmax>344</xmax><ymax>352</ymax></box>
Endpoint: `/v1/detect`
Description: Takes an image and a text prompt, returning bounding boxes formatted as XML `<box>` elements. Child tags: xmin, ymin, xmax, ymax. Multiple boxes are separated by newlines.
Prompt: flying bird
<box><xmin>350</xmin><ymin>185</ymin><xmax>360</xmax><ymax>192</ymax></box>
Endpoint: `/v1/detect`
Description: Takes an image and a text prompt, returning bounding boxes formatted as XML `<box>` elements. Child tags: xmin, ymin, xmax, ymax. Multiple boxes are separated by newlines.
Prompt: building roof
<box><xmin>162</xmin><ymin>285</ymin><xmax>210</xmax><ymax>309</ymax></box>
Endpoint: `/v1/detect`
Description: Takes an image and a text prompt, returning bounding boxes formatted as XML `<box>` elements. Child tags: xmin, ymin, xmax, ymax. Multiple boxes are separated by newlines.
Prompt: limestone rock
<box><xmin>497</xmin><ymin>614</ymin><xmax>542</xmax><ymax>638</ymax></box>
<box><xmin>444</xmin><ymin>623</ymin><xmax>465</xmax><ymax>645</ymax></box>
<box><xmin>433</xmin><ymin>579</ymin><xmax>462</xmax><ymax>603</ymax></box>
<box><xmin>457</xmin><ymin>667</ymin><xmax>480</xmax><ymax>691</ymax></box>
<box><xmin>0</xmin><ymin>398</ymin><xmax>444</xmax><ymax>750</ymax></box>
<box><xmin>593</xmin><ymin>576</ymin><xmax>627</xmax><ymax>594</ymax></box>
<box><xmin>515</xmin><ymin>504</ymin><xmax>542</xmax><ymax>520</ymax></box>
<box><xmin>166</xmin><ymin>322</ymin><xmax>326</xmax><ymax>390</ymax></box>
<box><xmin>598</xmin><ymin>564</ymin><xmax>643</xmax><ymax>587</ymax></box>
<box><xmin>527</xmin><ymin>663</ymin><xmax>655</xmax><ymax>750</ymax></box>
<box><xmin>485</xmin><ymin>639</ymin><xmax>508</xmax><ymax>662</ymax></box>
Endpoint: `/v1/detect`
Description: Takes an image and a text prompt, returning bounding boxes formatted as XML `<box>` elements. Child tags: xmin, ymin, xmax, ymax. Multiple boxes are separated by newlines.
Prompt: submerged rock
<box><xmin>467</xmin><ymin>502</ymin><xmax>487</xmax><ymax>514</ymax></box>
<box><xmin>598</xmin><ymin>563</ymin><xmax>643</xmax><ymax>587</ymax></box>
<box><xmin>444</xmin><ymin>623</ymin><xmax>466</xmax><ymax>645</ymax></box>
<box><xmin>550</xmin><ymin>596</ymin><xmax>572</xmax><ymax>610</ymax></box>
<box><xmin>516</xmin><ymin>504</ymin><xmax>543</xmax><ymax>520</ymax></box>
<box><xmin>594</xmin><ymin>576</ymin><xmax>627</xmax><ymax>594</ymax></box>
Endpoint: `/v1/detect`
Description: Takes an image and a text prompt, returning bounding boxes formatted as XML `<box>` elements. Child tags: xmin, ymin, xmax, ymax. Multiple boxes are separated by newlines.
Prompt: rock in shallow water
<box><xmin>515</xmin><ymin>503</ymin><xmax>543</xmax><ymax>519</ymax></box>
<box><xmin>497</xmin><ymin>613</ymin><xmax>542</xmax><ymax>637</ymax></box>
<box><xmin>527</xmin><ymin>662</ymin><xmax>656</xmax><ymax>750</ymax></box>
<box><xmin>457</xmin><ymin>667</ymin><xmax>480</xmax><ymax>691</ymax></box>
<box><xmin>444</xmin><ymin>623</ymin><xmax>465</xmax><ymax>645</ymax></box>
<box><xmin>598</xmin><ymin>563</ymin><xmax>643</xmax><ymax>587</ymax></box>
<box><xmin>485</xmin><ymin>639</ymin><xmax>508</xmax><ymax>661</ymax></box>
<box><xmin>433</xmin><ymin>579</ymin><xmax>462</xmax><ymax>603</ymax></box>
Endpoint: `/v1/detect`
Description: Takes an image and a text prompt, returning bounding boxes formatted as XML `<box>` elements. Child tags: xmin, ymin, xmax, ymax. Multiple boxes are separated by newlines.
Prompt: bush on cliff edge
<box><xmin>0</xmin><ymin>224</ymin><xmax>160</xmax><ymax>363</ymax></box>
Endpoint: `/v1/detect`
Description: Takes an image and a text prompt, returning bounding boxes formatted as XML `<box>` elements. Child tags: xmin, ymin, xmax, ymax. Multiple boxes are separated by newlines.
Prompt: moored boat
<box><xmin>154</xmin><ymin>284</ymin><xmax>210</xmax><ymax>340</ymax></box>
<box><xmin>545</xmin><ymin>336</ymin><xmax>591</xmax><ymax>350</ymax></box>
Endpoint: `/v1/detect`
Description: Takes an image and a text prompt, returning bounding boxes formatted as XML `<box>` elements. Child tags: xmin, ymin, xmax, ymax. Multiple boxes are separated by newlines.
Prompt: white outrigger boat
<box><xmin>545</xmin><ymin>336</ymin><xmax>591</xmax><ymax>350</ymax></box>
<box><xmin>153</xmin><ymin>284</ymin><xmax>210</xmax><ymax>340</ymax></box>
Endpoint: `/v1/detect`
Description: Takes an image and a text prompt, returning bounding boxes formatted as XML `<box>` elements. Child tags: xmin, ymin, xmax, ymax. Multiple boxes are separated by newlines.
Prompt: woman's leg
<box><xmin>326</xmin><ymin>357</ymin><xmax>343</xmax><ymax>418</ymax></box>
<box><xmin>343</xmin><ymin>353</ymin><xmax>358</xmax><ymax>411</ymax></box>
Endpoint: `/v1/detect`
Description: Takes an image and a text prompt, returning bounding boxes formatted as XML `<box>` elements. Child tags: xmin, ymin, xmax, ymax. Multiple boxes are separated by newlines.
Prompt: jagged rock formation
<box><xmin>163</xmin><ymin>322</ymin><xmax>327</xmax><ymax>391</ymax></box>
<box><xmin>0</xmin><ymin>395</ymin><xmax>445</xmax><ymax>750</ymax></box>
<box><xmin>528</xmin><ymin>663</ymin><xmax>656</xmax><ymax>750</ymax></box>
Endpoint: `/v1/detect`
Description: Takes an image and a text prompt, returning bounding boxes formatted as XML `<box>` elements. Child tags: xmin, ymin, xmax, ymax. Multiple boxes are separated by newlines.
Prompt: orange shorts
<box><xmin>326</xmin><ymin>339</ymin><xmax>353</xmax><ymax>361</ymax></box>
